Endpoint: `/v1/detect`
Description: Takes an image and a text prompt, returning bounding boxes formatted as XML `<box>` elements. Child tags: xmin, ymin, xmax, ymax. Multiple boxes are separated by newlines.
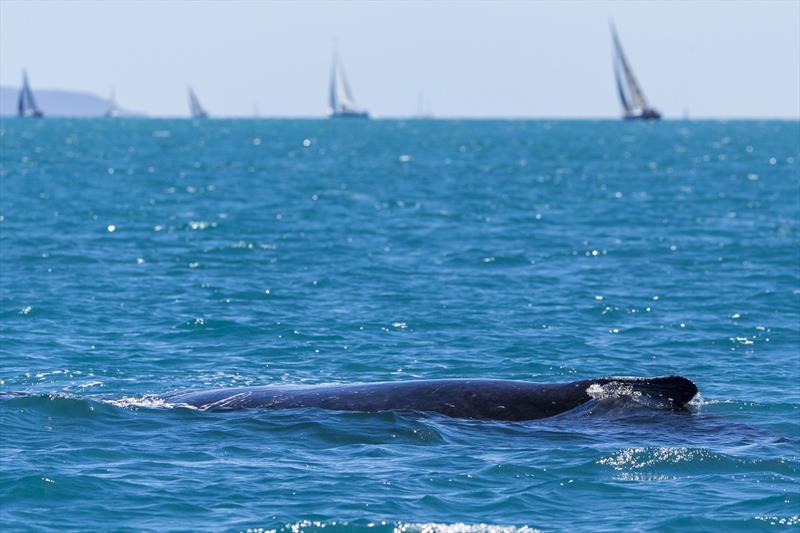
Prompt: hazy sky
<box><xmin>1</xmin><ymin>1</ymin><xmax>798</xmax><ymax>118</ymax></box>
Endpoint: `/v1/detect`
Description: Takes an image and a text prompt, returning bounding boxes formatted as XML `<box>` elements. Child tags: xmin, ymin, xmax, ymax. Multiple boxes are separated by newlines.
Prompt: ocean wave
<box><xmin>103</xmin><ymin>394</ymin><xmax>190</xmax><ymax>410</ymax></box>
<box><xmin>597</xmin><ymin>446</ymin><xmax>799</xmax><ymax>476</ymax></box>
<box><xmin>243</xmin><ymin>521</ymin><xmax>541</xmax><ymax>533</ymax></box>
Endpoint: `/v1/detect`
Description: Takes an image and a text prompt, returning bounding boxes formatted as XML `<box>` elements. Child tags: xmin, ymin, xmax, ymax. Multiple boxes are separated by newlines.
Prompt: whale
<box><xmin>163</xmin><ymin>375</ymin><xmax>698</xmax><ymax>421</ymax></box>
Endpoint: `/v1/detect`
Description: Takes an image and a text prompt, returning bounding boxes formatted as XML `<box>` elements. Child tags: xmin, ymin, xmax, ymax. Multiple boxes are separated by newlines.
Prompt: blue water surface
<box><xmin>1</xmin><ymin>119</ymin><xmax>798</xmax><ymax>532</ymax></box>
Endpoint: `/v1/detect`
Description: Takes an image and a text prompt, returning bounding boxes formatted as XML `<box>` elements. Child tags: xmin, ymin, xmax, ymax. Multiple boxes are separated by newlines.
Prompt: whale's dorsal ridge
<box><xmin>163</xmin><ymin>375</ymin><xmax>699</xmax><ymax>420</ymax></box>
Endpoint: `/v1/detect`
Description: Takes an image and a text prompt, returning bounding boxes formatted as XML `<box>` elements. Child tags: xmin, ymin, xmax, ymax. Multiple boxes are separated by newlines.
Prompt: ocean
<box><xmin>1</xmin><ymin>118</ymin><xmax>798</xmax><ymax>532</ymax></box>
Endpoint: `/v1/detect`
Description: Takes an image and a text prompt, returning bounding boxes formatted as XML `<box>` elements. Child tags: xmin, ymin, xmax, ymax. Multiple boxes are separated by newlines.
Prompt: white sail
<box><xmin>105</xmin><ymin>87</ymin><xmax>121</xmax><ymax>118</ymax></box>
<box><xmin>188</xmin><ymin>86</ymin><xmax>208</xmax><ymax>118</ymax></box>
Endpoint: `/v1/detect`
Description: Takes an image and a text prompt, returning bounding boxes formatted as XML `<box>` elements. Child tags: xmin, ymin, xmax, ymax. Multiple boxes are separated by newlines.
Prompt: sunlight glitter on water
<box><xmin>1</xmin><ymin>119</ymin><xmax>797</xmax><ymax>531</ymax></box>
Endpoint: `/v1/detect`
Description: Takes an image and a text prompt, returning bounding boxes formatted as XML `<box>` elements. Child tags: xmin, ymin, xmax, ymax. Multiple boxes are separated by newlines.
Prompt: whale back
<box><xmin>163</xmin><ymin>375</ymin><xmax>698</xmax><ymax>421</ymax></box>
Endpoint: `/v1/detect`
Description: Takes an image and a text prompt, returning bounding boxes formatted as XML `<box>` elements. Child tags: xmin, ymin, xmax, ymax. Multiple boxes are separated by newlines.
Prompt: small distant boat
<box><xmin>415</xmin><ymin>91</ymin><xmax>433</xmax><ymax>119</ymax></box>
<box><xmin>188</xmin><ymin>86</ymin><xmax>209</xmax><ymax>118</ymax></box>
<box><xmin>105</xmin><ymin>87</ymin><xmax>121</xmax><ymax>118</ymax></box>
<box><xmin>610</xmin><ymin>22</ymin><xmax>661</xmax><ymax>120</ymax></box>
<box><xmin>328</xmin><ymin>48</ymin><xmax>369</xmax><ymax>119</ymax></box>
<box><xmin>17</xmin><ymin>70</ymin><xmax>44</xmax><ymax>118</ymax></box>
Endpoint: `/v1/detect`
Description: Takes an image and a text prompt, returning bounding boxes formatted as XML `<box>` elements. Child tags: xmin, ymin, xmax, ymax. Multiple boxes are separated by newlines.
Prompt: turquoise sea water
<box><xmin>1</xmin><ymin>119</ymin><xmax>798</xmax><ymax>532</ymax></box>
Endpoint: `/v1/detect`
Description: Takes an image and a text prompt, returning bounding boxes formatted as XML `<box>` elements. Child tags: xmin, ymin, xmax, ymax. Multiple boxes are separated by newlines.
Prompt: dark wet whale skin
<box><xmin>164</xmin><ymin>375</ymin><xmax>698</xmax><ymax>421</ymax></box>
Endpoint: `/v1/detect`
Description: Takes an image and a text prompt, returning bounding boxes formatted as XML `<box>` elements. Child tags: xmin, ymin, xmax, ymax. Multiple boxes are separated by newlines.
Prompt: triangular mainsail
<box><xmin>188</xmin><ymin>86</ymin><xmax>208</xmax><ymax>118</ymax></box>
<box><xmin>610</xmin><ymin>23</ymin><xmax>660</xmax><ymax>120</ymax></box>
<box><xmin>17</xmin><ymin>70</ymin><xmax>44</xmax><ymax>118</ymax></box>
<box><xmin>328</xmin><ymin>61</ymin><xmax>337</xmax><ymax>111</ymax></box>
<box><xmin>613</xmin><ymin>54</ymin><xmax>632</xmax><ymax>115</ymax></box>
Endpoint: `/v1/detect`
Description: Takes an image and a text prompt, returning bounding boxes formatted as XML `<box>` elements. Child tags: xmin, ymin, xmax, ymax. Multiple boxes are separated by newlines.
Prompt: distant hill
<box><xmin>0</xmin><ymin>86</ymin><xmax>146</xmax><ymax>117</ymax></box>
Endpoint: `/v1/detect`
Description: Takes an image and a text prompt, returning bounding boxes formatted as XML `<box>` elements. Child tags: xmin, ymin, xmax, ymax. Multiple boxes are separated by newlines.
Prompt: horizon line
<box><xmin>2</xmin><ymin>115</ymin><xmax>799</xmax><ymax>121</ymax></box>
<box><xmin>3</xmin><ymin>85</ymin><xmax>800</xmax><ymax>122</ymax></box>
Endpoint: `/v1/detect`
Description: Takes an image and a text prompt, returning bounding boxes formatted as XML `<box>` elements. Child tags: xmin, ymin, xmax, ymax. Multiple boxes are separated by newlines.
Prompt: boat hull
<box><xmin>624</xmin><ymin>108</ymin><xmax>661</xmax><ymax>120</ymax></box>
<box><xmin>330</xmin><ymin>111</ymin><xmax>370</xmax><ymax>119</ymax></box>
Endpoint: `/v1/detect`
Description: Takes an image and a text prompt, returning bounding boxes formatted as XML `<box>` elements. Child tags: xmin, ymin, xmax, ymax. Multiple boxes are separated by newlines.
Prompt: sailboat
<box><xmin>188</xmin><ymin>86</ymin><xmax>209</xmax><ymax>118</ymax></box>
<box><xmin>610</xmin><ymin>23</ymin><xmax>661</xmax><ymax>120</ymax></box>
<box><xmin>415</xmin><ymin>91</ymin><xmax>433</xmax><ymax>118</ymax></box>
<box><xmin>105</xmin><ymin>87</ymin><xmax>121</xmax><ymax>118</ymax></box>
<box><xmin>328</xmin><ymin>49</ymin><xmax>369</xmax><ymax>119</ymax></box>
<box><xmin>17</xmin><ymin>70</ymin><xmax>44</xmax><ymax>118</ymax></box>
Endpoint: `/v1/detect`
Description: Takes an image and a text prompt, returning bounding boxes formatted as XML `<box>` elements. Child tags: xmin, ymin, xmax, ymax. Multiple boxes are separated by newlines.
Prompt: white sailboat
<box><xmin>17</xmin><ymin>70</ymin><xmax>44</xmax><ymax>118</ymax></box>
<box><xmin>415</xmin><ymin>91</ymin><xmax>433</xmax><ymax>118</ymax></box>
<box><xmin>188</xmin><ymin>86</ymin><xmax>209</xmax><ymax>118</ymax></box>
<box><xmin>105</xmin><ymin>87</ymin><xmax>121</xmax><ymax>118</ymax></box>
<box><xmin>328</xmin><ymin>48</ymin><xmax>369</xmax><ymax>119</ymax></box>
<box><xmin>610</xmin><ymin>22</ymin><xmax>661</xmax><ymax>120</ymax></box>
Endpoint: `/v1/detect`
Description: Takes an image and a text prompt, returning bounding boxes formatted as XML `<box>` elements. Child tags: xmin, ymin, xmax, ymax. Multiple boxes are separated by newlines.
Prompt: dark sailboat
<box><xmin>610</xmin><ymin>23</ymin><xmax>661</xmax><ymax>120</ymax></box>
<box><xmin>328</xmin><ymin>48</ymin><xmax>369</xmax><ymax>119</ymax></box>
<box><xmin>17</xmin><ymin>70</ymin><xmax>44</xmax><ymax>118</ymax></box>
<box><xmin>188</xmin><ymin>86</ymin><xmax>209</xmax><ymax>118</ymax></box>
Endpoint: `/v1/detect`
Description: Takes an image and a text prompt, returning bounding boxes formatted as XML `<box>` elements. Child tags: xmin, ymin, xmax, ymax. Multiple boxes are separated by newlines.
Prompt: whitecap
<box><xmin>104</xmin><ymin>395</ymin><xmax>190</xmax><ymax>410</ymax></box>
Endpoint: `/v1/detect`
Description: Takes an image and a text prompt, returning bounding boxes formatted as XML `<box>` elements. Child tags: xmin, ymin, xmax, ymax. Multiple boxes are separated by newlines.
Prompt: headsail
<box><xmin>188</xmin><ymin>86</ymin><xmax>208</xmax><ymax>118</ymax></box>
<box><xmin>610</xmin><ymin>22</ymin><xmax>660</xmax><ymax>120</ymax></box>
<box><xmin>17</xmin><ymin>70</ymin><xmax>44</xmax><ymax>118</ymax></box>
<box><xmin>328</xmin><ymin>47</ymin><xmax>369</xmax><ymax>118</ymax></box>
